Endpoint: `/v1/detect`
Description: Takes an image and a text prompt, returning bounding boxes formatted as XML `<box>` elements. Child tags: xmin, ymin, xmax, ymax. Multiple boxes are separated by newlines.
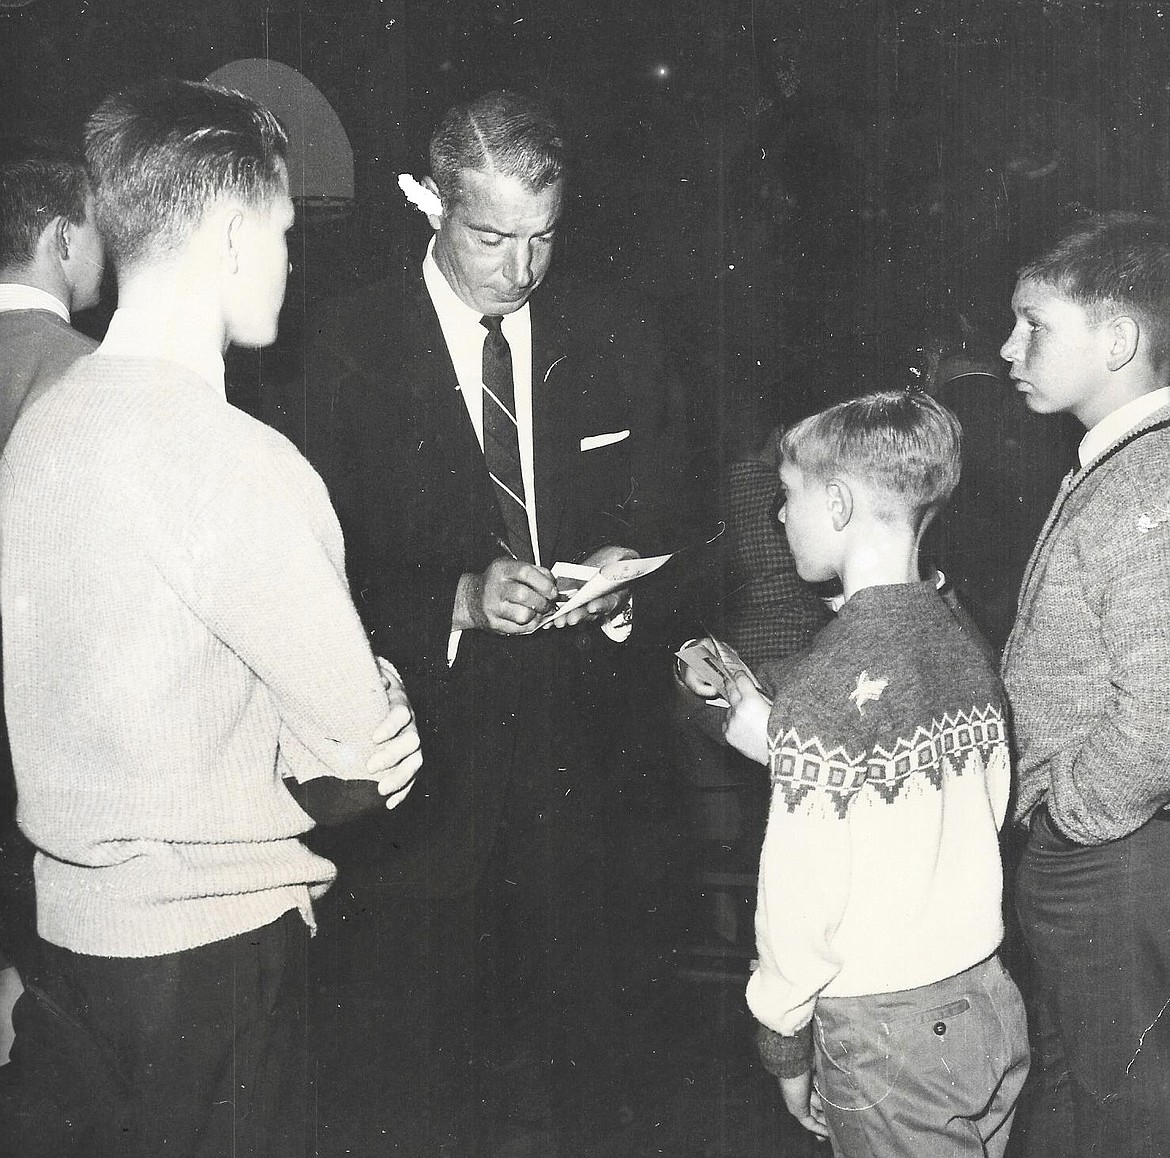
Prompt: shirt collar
<box><xmin>96</xmin><ymin>306</ymin><xmax>226</xmax><ymax>396</ymax></box>
<box><xmin>0</xmin><ymin>283</ymin><xmax>70</xmax><ymax>323</ymax></box>
<box><xmin>1079</xmin><ymin>386</ymin><xmax>1170</xmax><ymax>466</ymax></box>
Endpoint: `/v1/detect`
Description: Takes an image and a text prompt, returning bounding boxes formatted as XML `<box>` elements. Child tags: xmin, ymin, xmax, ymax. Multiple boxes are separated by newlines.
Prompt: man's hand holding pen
<box><xmin>457</xmin><ymin>557</ymin><xmax>560</xmax><ymax>634</ymax></box>
<box><xmin>452</xmin><ymin>542</ymin><xmax>640</xmax><ymax>636</ymax></box>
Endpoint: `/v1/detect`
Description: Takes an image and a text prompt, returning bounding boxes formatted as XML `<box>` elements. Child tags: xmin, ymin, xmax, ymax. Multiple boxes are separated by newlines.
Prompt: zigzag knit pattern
<box><xmin>768</xmin><ymin>704</ymin><xmax>1008</xmax><ymax>819</ymax></box>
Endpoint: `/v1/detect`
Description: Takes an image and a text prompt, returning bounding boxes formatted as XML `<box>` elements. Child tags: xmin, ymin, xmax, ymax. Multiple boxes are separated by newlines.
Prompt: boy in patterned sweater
<box><xmin>683</xmin><ymin>390</ymin><xmax>1028</xmax><ymax>1157</ymax></box>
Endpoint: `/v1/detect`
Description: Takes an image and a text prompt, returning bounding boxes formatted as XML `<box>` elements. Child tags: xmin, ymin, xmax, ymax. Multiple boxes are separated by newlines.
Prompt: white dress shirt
<box><xmin>423</xmin><ymin>239</ymin><xmax>542</xmax><ymax>564</ymax></box>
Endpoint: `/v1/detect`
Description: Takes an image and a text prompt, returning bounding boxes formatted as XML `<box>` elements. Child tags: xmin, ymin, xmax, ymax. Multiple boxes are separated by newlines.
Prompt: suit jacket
<box><xmin>263</xmin><ymin>255</ymin><xmax>670</xmax><ymax>895</ymax></box>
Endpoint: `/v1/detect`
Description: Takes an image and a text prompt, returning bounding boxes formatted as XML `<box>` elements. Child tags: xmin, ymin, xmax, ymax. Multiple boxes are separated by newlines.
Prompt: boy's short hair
<box><xmin>1019</xmin><ymin>211</ymin><xmax>1170</xmax><ymax>370</ymax></box>
<box><xmin>779</xmin><ymin>389</ymin><xmax>962</xmax><ymax>529</ymax></box>
<box><xmin>84</xmin><ymin>77</ymin><xmax>288</xmax><ymax>272</ymax></box>
<box><xmin>0</xmin><ymin>136</ymin><xmax>90</xmax><ymax>268</ymax></box>
<box><xmin>429</xmin><ymin>89</ymin><xmax>565</xmax><ymax>210</ymax></box>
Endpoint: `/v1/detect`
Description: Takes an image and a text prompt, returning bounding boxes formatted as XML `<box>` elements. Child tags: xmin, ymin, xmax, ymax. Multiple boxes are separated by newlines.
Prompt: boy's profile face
<box><xmin>1001</xmin><ymin>277</ymin><xmax>1112</xmax><ymax>426</ymax></box>
<box><xmin>224</xmin><ymin>162</ymin><xmax>295</xmax><ymax>350</ymax></box>
<box><xmin>777</xmin><ymin>461</ymin><xmax>837</xmax><ymax>583</ymax></box>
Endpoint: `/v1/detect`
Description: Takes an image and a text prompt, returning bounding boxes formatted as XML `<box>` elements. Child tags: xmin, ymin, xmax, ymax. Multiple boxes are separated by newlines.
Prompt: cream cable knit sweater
<box><xmin>0</xmin><ymin>354</ymin><xmax>390</xmax><ymax>957</ymax></box>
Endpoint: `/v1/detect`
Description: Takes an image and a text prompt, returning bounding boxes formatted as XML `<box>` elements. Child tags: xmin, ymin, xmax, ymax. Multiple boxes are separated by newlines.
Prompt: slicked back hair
<box><xmin>84</xmin><ymin>77</ymin><xmax>288</xmax><ymax>272</ymax></box>
<box><xmin>429</xmin><ymin>90</ymin><xmax>565</xmax><ymax>209</ymax></box>
<box><xmin>780</xmin><ymin>389</ymin><xmax>962</xmax><ymax>532</ymax></box>
<box><xmin>0</xmin><ymin>136</ymin><xmax>90</xmax><ymax>269</ymax></box>
<box><xmin>1019</xmin><ymin>211</ymin><xmax>1170</xmax><ymax>371</ymax></box>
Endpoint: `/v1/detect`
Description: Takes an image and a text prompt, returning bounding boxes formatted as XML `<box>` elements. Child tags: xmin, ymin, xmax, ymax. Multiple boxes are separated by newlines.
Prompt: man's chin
<box><xmin>490</xmin><ymin>296</ymin><xmax>532</xmax><ymax>314</ymax></box>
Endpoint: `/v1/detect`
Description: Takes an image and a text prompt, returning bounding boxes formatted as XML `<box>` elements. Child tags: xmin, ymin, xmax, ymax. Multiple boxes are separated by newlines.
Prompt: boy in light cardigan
<box><xmin>1002</xmin><ymin>213</ymin><xmax>1170</xmax><ymax>1158</ymax></box>
<box><xmin>684</xmin><ymin>390</ymin><xmax>1028</xmax><ymax>1157</ymax></box>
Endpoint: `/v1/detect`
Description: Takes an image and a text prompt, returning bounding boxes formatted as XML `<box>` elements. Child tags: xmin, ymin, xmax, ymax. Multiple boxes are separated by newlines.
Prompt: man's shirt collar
<box><xmin>1080</xmin><ymin>386</ymin><xmax>1170</xmax><ymax>466</ymax></box>
<box><xmin>0</xmin><ymin>283</ymin><xmax>70</xmax><ymax>323</ymax></box>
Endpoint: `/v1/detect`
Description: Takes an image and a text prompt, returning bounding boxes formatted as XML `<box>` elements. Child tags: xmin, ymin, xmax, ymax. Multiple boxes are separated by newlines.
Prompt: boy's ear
<box><xmin>223</xmin><ymin>208</ymin><xmax>246</xmax><ymax>275</ymax></box>
<box><xmin>43</xmin><ymin>215</ymin><xmax>70</xmax><ymax>263</ymax></box>
<box><xmin>826</xmin><ymin>478</ymin><xmax>853</xmax><ymax>531</ymax></box>
<box><xmin>1105</xmin><ymin>314</ymin><xmax>1140</xmax><ymax>372</ymax></box>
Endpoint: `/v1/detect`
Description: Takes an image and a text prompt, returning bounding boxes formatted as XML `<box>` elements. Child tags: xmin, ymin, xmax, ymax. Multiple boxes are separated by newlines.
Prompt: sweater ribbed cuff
<box><xmin>756</xmin><ymin>1021</ymin><xmax>813</xmax><ymax>1079</ymax></box>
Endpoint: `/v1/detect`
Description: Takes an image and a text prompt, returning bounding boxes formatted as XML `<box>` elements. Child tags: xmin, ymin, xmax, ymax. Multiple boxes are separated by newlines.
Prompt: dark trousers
<box><xmin>0</xmin><ymin>909</ymin><xmax>310</xmax><ymax>1158</ymax></box>
<box><xmin>312</xmin><ymin>744</ymin><xmax>624</xmax><ymax>1157</ymax></box>
<box><xmin>1015</xmin><ymin>806</ymin><xmax>1170</xmax><ymax>1158</ymax></box>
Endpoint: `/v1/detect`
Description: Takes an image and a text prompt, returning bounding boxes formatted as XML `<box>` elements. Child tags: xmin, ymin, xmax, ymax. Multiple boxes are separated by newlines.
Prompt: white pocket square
<box><xmin>580</xmin><ymin>430</ymin><xmax>630</xmax><ymax>452</ymax></box>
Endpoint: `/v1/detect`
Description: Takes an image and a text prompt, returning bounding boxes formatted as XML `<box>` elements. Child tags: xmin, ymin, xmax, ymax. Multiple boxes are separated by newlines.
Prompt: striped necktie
<box><xmin>480</xmin><ymin>314</ymin><xmax>534</xmax><ymax>562</ymax></box>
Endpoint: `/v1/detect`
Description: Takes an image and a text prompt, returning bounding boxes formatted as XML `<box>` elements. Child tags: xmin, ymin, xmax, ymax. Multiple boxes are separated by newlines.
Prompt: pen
<box><xmin>492</xmin><ymin>533</ymin><xmax>518</xmax><ymax>561</ymax></box>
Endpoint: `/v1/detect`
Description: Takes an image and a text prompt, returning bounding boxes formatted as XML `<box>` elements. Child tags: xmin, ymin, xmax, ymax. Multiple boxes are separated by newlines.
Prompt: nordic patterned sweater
<box><xmin>747</xmin><ymin>581</ymin><xmax>1011</xmax><ymax>1077</ymax></box>
<box><xmin>1004</xmin><ymin>403</ymin><xmax>1170</xmax><ymax>845</ymax></box>
<box><xmin>0</xmin><ymin>354</ymin><xmax>392</xmax><ymax>958</ymax></box>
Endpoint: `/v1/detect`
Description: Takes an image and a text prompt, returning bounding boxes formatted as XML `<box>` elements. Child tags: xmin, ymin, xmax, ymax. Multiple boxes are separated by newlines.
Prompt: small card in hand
<box><xmin>675</xmin><ymin>638</ymin><xmax>761</xmax><ymax>706</ymax></box>
<box><xmin>551</xmin><ymin>561</ymin><xmax>595</xmax><ymax>603</ymax></box>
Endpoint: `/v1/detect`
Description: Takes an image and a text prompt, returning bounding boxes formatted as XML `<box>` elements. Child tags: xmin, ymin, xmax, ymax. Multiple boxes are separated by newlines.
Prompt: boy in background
<box><xmin>682</xmin><ymin>389</ymin><xmax>1028</xmax><ymax>1156</ymax></box>
<box><xmin>1001</xmin><ymin>213</ymin><xmax>1170</xmax><ymax>1158</ymax></box>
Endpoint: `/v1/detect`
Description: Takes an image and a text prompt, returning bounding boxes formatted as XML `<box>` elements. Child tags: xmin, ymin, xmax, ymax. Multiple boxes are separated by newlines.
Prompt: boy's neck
<box><xmin>115</xmin><ymin>265</ymin><xmax>229</xmax><ymax>360</ymax></box>
<box><xmin>1075</xmin><ymin>366</ymin><xmax>1169</xmax><ymax>429</ymax></box>
<box><xmin>838</xmin><ymin>533</ymin><xmax>921</xmax><ymax>602</ymax></box>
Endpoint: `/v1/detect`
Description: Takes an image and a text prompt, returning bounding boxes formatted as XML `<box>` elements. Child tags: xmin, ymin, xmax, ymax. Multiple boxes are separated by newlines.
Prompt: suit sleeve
<box><xmin>342</xmin><ymin>386</ymin><xmax>491</xmax><ymax>679</ymax></box>
<box><xmin>265</xmin><ymin>310</ymin><xmax>476</xmax><ymax>682</ymax></box>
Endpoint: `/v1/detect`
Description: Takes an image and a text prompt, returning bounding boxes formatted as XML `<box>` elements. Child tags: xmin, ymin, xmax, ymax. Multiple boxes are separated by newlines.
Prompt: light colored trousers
<box><xmin>812</xmin><ymin>954</ymin><xmax>1030</xmax><ymax>1158</ymax></box>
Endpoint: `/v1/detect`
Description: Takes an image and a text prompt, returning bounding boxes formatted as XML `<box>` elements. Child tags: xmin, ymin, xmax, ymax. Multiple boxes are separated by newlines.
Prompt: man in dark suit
<box><xmin>264</xmin><ymin>91</ymin><xmax>674</xmax><ymax>1156</ymax></box>
<box><xmin>0</xmin><ymin>135</ymin><xmax>105</xmax><ymax>1062</ymax></box>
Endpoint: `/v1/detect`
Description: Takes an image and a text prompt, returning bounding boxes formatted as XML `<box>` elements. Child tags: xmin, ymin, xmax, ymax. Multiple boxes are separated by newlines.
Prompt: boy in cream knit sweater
<box><xmin>0</xmin><ymin>79</ymin><xmax>422</xmax><ymax>1158</ymax></box>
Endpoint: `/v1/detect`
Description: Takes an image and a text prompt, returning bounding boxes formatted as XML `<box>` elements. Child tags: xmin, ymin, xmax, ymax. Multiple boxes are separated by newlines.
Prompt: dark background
<box><xmin>6</xmin><ymin>0</ymin><xmax>1169</xmax><ymax>425</ymax></box>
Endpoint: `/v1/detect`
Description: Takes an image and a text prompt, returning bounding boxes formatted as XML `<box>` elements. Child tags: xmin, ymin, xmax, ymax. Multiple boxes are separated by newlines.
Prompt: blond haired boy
<box><xmin>686</xmin><ymin>389</ymin><xmax>1028</xmax><ymax>1157</ymax></box>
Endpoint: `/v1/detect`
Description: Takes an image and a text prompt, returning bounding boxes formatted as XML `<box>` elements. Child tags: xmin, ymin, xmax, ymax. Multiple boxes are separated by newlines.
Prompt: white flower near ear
<box><xmin>849</xmin><ymin>671</ymin><xmax>888</xmax><ymax>715</ymax></box>
<box><xmin>398</xmin><ymin>174</ymin><xmax>442</xmax><ymax>217</ymax></box>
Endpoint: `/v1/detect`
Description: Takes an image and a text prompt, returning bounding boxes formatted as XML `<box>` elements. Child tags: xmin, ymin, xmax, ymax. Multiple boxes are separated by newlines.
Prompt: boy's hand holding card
<box><xmin>675</xmin><ymin>636</ymin><xmax>763</xmax><ymax>706</ymax></box>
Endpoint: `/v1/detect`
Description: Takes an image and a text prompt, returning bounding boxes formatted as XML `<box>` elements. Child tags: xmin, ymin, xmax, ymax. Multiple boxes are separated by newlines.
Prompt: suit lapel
<box><xmin>402</xmin><ymin>273</ymin><xmax>493</xmax><ymax>493</ymax></box>
<box><xmin>398</xmin><ymin>267</ymin><xmax>578</xmax><ymax>566</ymax></box>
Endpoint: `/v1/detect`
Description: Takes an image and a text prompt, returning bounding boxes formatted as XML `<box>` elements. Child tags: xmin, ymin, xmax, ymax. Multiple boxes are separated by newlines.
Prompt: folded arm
<box><xmin>164</xmin><ymin>459</ymin><xmax>420</xmax><ymax>825</ymax></box>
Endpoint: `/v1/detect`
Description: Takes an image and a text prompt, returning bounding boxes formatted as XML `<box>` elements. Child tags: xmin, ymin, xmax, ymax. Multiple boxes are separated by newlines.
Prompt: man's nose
<box><xmin>504</xmin><ymin>243</ymin><xmax>535</xmax><ymax>289</ymax></box>
<box><xmin>1000</xmin><ymin>330</ymin><xmax>1020</xmax><ymax>363</ymax></box>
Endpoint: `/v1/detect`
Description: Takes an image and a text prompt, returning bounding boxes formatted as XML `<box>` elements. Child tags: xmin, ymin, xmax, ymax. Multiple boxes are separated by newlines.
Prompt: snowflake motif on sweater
<box><xmin>848</xmin><ymin>670</ymin><xmax>888</xmax><ymax>714</ymax></box>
